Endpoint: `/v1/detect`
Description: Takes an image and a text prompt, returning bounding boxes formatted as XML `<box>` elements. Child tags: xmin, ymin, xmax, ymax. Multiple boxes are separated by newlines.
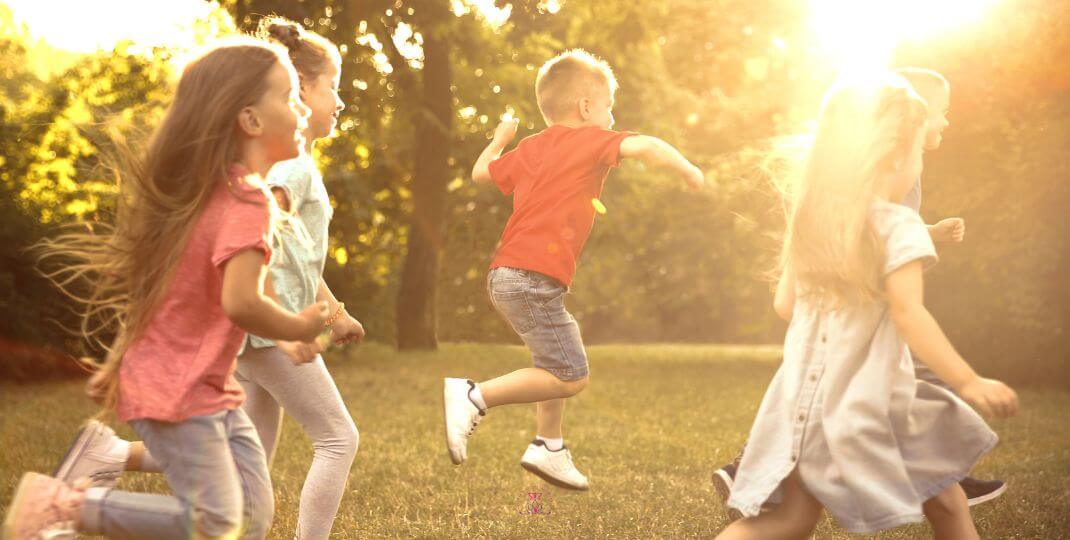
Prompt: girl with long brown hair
<box><xmin>49</xmin><ymin>17</ymin><xmax>366</xmax><ymax>540</ymax></box>
<box><xmin>4</xmin><ymin>37</ymin><xmax>326</xmax><ymax>540</ymax></box>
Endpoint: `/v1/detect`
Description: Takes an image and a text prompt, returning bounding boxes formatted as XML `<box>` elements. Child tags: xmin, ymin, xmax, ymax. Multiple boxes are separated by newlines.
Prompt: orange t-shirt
<box><xmin>488</xmin><ymin>125</ymin><xmax>636</xmax><ymax>286</ymax></box>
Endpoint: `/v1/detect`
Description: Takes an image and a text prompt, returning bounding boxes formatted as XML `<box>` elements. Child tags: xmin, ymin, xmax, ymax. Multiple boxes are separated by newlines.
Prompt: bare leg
<box><xmin>125</xmin><ymin>442</ymin><xmax>146</xmax><ymax>471</ymax></box>
<box><xmin>124</xmin><ymin>442</ymin><xmax>162</xmax><ymax>473</ymax></box>
<box><xmin>716</xmin><ymin>471</ymin><xmax>823</xmax><ymax>540</ymax></box>
<box><xmin>536</xmin><ymin>398</ymin><xmax>566</xmax><ymax>439</ymax></box>
<box><xmin>479</xmin><ymin>368</ymin><xmax>588</xmax><ymax>408</ymax></box>
<box><xmin>924</xmin><ymin>483</ymin><xmax>979</xmax><ymax>540</ymax></box>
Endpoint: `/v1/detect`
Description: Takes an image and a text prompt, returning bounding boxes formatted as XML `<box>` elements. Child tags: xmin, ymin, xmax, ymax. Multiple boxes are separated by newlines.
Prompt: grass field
<box><xmin>2</xmin><ymin>343</ymin><xmax>1068</xmax><ymax>538</ymax></box>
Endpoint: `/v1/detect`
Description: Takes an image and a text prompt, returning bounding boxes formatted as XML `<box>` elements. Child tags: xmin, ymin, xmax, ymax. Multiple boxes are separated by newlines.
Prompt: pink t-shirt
<box><xmin>117</xmin><ymin>167</ymin><xmax>273</xmax><ymax>422</ymax></box>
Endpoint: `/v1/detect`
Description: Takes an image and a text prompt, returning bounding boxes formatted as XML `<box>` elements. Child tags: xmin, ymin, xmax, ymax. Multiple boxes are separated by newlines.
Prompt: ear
<box><xmin>298</xmin><ymin>77</ymin><xmax>311</xmax><ymax>104</ymax></box>
<box><xmin>578</xmin><ymin>97</ymin><xmax>592</xmax><ymax>121</ymax></box>
<box><xmin>237</xmin><ymin>106</ymin><xmax>263</xmax><ymax>137</ymax></box>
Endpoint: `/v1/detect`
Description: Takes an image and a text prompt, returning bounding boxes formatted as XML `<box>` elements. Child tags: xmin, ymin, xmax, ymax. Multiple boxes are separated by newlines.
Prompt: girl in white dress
<box><xmin>718</xmin><ymin>74</ymin><xmax>1019</xmax><ymax>539</ymax></box>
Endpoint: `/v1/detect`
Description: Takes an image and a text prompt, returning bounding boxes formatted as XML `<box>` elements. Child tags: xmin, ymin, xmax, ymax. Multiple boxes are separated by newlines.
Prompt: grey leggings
<box><xmin>82</xmin><ymin>409</ymin><xmax>273</xmax><ymax>539</ymax></box>
<box><xmin>236</xmin><ymin>346</ymin><xmax>359</xmax><ymax>540</ymax></box>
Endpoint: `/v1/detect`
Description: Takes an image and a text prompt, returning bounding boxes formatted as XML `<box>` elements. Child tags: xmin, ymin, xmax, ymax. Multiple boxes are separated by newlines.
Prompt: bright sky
<box><xmin>4</xmin><ymin>0</ymin><xmax>222</xmax><ymax>52</ymax></box>
<box><xmin>810</xmin><ymin>0</ymin><xmax>999</xmax><ymax>73</ymax></box>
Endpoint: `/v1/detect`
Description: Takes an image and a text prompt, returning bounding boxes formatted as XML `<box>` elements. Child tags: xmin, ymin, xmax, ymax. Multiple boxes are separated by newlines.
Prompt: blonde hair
<box><xmin>894</xmin><ymin>67</ymin><xmax>949</xmax><ymax>104</ymax></box>
<box><xmin>257</xmin><ymin>16</ymin><xmax>340</xmax><ymax>82</ymax></box>
<box><xmin>35</xmin><ymin>38</ymin><xmax>292</xmax><ymax>413</ymax></box>
<box><xmin>779</xmin><ymin>74</ymin><xmax>928</xmax><ymax>308</ymax></box>
<box><xmin>535</xmin><ymin>49</ymin><xmax>618</xmax><ymax>124</ymax></box>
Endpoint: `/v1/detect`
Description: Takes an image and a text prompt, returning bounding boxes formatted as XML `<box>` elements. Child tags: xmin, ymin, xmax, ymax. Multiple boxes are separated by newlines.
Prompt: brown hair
<box><xmin>535</xmin><ymin>49</ymin><xmax>618</xmax><ymax>124</ymax></box>
<box><xmin>36</xmin><ymin>37</ymin><xmax>291</xmax><ymax>413</ymax></box>
<box><xmin>257</xmin><ymin>16</ymin><xmax>340</xmax><ymax>82</ymax></box>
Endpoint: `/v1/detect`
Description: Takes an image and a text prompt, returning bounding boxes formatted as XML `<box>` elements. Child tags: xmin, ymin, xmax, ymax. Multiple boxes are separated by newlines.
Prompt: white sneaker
<box><xmin>442</xmin><ymin>378</ymin><xmax>485</xmax><ymax>465</ymax></box>
<box><xmin>53</xmin><ymin>420</ymin><xmax>127</xmax><ymax>489</ymax></box>
<box><xmin>520</xmin><ymin>440</ymin><xmax>589</xmax><ymax>491</ymax></box>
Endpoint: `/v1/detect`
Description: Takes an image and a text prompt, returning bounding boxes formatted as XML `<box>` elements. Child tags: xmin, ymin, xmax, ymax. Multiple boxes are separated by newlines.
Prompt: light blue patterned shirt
<box><xmin>900</xmin><ymin>177</ymin><xmax>922</xmax><ymax>213</ymax></box>
<box><xmin>247</xmin><ymin>154</ymin><xmax>333</xmax><ymax>349</ymax></box>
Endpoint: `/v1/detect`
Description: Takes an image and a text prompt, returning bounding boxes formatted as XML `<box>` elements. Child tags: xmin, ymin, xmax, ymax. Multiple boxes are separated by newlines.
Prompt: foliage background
<box><xmin>0</xmin><ymin>0</ymin><xmax>1066</xmax><ymax>386</ymax></box>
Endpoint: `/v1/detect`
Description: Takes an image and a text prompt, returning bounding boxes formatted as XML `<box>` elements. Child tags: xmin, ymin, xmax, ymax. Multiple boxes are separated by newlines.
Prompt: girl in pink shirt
<box><xmin>4</xmin><ymin>38</ymin><xmax>328</xmax><ymax>540</ymax></box>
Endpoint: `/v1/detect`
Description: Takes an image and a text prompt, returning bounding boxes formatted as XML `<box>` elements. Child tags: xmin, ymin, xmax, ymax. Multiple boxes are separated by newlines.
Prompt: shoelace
<box><xmin>466</xmin><ymin>412</ymin><xmax>483</xmax><ymax>437</ymax></box>
<box><xmin>90</xmin><ymin>470</ymin><xmax>121</xmax><ymax>482</ymax></box>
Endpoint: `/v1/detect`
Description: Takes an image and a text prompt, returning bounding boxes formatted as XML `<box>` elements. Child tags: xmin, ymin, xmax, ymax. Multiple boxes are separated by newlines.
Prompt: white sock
<box><xmin>468</xmin><ymin>382</ymin><xmax>487</xmax><ymax>411</ymax></box>
<box><xmin>537</xmin><ymin>436</ymin><xmax>564</xmax><ymax>451</ymax></box>
<box><xmin>104</xmin><ymin>438</ymin><xmax>131</xmax><ymax>464</ymax></box>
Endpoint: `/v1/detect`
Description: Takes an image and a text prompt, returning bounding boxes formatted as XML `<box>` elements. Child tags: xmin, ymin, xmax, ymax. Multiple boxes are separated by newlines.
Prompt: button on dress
<box><xmin>727</xmin><ymin>200</ymin><xmax>997</xmax><ymax>534</ymax></box>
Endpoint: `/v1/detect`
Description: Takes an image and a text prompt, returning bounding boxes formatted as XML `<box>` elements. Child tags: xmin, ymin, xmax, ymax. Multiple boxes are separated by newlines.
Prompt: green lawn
<box><xmin>2</xmin><ymin>343</ymin><xmax>1068</xmax><ymax>538</ymax></box>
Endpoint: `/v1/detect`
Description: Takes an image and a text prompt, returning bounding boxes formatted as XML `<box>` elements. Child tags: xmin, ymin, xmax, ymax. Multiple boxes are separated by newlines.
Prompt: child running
<box><xmin>711</xmin><ymin>66</ymin><xmax>1006</xmax><ymax>511</ymax></box>
<box><xmin>44</xmin><ymin>18</ymin><xmax>365</xmax><ymax>540</ymax></box>
<box><xmin>717</xmin><ymin>74</ymin><xmax>1018</xmax><ymax>539</ymax></box>
<box><xmin>893</xmin><ymin>66</ymin><xmax>1007</xmax><ymax>503</ymax></box>
<box><xmin>442</xmin><ymin>49</ymin><xmax>704</xmax><ymax>490</ymax></box>
<box><xmin>3</xmin><ymin>38</ymin><xmax>327</xmax><ymax>539</ymax></box>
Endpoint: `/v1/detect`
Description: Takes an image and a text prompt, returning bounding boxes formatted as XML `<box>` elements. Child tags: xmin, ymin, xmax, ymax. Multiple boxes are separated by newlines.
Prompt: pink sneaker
<box><xmin>2</xmin><ymin>472</ymin><xmax>80</xmax><ymax>540</ymax></box>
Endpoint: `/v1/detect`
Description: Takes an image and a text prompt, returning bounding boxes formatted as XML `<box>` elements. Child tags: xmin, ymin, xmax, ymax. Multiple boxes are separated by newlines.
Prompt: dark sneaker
<box><xmin>711</xmin><ymin>454</ymin><xmax>743</xmax><ymax>521</ymax></box>
<box><xmin>961</xmin><ymin>476</ymin><xmax>1006</xmax><ymax>507</ymax></box>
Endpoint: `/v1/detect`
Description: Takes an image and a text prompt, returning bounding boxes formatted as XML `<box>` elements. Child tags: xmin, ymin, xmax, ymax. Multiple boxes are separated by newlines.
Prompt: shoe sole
<box><xmin>442</xmin><ymin>382</ymin><xmax>463</xmax><ymax>465</ymax></box>
<box><xmin>3</xmin><ymin>472</ymin><xmax>41</xmax><ymax>539</ymax></box>
<box><xmin>711</xmin><ymin>469</ymin><xmax>743</xmax><ymax>521</ymax></box>
<box><xmin>53</xmin><ymin>422</ymin><xmax>97</xmax><ymax>483</ymax></box>
<box><xmin>520</xmin><ymin>461</ymin><xmax>589</xmax><ymax>491</ymax></box>
<box><xmin>967</xmin><ymin>482</ymin><xmax>1007</xmax><ymax>507</ymax></box>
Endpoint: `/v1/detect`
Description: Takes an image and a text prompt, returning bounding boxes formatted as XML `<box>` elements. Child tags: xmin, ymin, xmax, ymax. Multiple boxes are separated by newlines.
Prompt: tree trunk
<box><xmin>396</xmin><ymin>31</ymin><xmax>451</xmax><ymax>350</ymax></box>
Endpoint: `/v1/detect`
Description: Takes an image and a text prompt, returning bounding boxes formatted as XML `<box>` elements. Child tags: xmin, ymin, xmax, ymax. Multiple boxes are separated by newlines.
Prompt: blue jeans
<box><xmin>488</xmin><ymin>267</ymin><xmax>589</xmax><ymax>381</ymax></box>
<box><xmin>81</xmin><ymin>409</ymin><xmax>273</xmax><ymax>539</ymax></box>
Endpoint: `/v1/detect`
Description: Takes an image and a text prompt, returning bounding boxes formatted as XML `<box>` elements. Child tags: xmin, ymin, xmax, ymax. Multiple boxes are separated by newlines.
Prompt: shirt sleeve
<box><xmin>488</xmin><ymin>147</ymin><xmax>520</xmax><ymax>195</ymax></box>
<box><xmin>212</xmin><ymin>186</ymin><xmax>273</xmax><ymax>268</ymax></box>
<box><xmin>590</xmin><ymin>129</ymin><xmax>639</xmax><ymax>168</ymax></box>
<box><xmin>266</xmin><ymin>158</ymin><xmax>313</xmax><ymax>211</ymax></box>
<box><xmin>880</xmin><ymin>204</ymin><xmax>938</xmax><ymax>275</ymax></box>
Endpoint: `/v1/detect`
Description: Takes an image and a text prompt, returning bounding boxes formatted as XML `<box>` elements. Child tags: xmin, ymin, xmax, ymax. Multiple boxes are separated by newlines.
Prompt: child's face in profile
<box><xmin>921</xmin><ymin>85</ymin><xmax>950</xmax><ymax>151</ymax></box>
<box><xmin>301</xmin><ymin>60</ymin><xmax>344</xmax><ymax>141</ymax></box>
<box><xmin>252</xmin><ymin>62</ymin><xmax>310</xmax><ymax>163</ymax></box>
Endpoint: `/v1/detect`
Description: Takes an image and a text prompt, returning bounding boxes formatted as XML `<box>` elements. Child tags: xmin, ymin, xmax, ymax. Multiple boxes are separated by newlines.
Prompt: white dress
<box><xmin>727</xmin><ymin>200</ymin><xmax>997</xmax><ymax>534</ymax></box>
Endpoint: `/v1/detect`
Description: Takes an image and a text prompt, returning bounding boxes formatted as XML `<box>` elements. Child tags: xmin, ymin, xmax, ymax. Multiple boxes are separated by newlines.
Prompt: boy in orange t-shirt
<box><xmin>442</xmin><ymin>49</ymin><xmax>704</xmax><ymax>490</ymax></box>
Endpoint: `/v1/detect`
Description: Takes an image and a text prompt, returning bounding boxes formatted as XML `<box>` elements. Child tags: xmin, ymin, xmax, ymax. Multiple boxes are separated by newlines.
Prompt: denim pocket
<box><xmin>530</xmin><ymin>273</ymin><xmax>567</xmax><ymax>307</ymax></box>
<box><xmin>491</xmin><ymin>290</ymin><xmax>537</xmax><ymax>335</ymax></box>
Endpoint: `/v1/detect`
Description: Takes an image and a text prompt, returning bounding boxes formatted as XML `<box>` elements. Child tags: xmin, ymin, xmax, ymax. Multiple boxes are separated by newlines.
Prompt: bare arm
<box><xmin>472</xmin><ymin>119</ymin><xmax>519</xmax><ymax>184</ymax></box>
<box><xmin>316</xmin><ymin>277</ymin><xmax>341</xmax><ymax>313</ymax></box>
<box><xmin>221</xmin><ymin>250</ymin><xmax>328</xmax><ymax>342</ymax></box>
<box><xmin>618</xmin><ymin>135</ymin><xmax>704</xmax><ymax>190</ymax></box>
<box><xmin>773</xmin><ymin>264</ymin><xmax>795</xmax><ymax>321</ymax></box>
<box><xmin>886</xmin><ymin>260</ymin><xmax>1018</xmax><ymax>417</ymax></box>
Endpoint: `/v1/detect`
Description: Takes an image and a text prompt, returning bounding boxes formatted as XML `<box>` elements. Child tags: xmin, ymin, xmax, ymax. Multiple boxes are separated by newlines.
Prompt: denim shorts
<box><xmin>487</xmin><ymin>266</ymin><xmax>589</xmax><ymax>381</ymax></box>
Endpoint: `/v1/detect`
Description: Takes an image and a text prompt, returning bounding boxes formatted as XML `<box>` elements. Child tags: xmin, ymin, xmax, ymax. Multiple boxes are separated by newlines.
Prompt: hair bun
<box><xmin>263</xmin><ymin>19</ymin><xmax>302</xmax><ymax>51</ymax></box>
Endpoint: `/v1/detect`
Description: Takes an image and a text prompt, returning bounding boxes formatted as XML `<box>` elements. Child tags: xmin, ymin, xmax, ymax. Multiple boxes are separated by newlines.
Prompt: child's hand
<box><xmin>931</xmin><ymin>217</ymin><xmax>965</xmax><ymax>243</ymax></box>
<box><xmin>682</xmin><ymin>163</ymin><xmax>704</xmax><ymax>191</ymax></box>
<box><xmin>276</xmin><ymin>340</ymin><xmax>323</xmax><ymax>365</ymax></box>
<box><xmin>296</xmin><ymin>301</ymin><xmax>331</xmax><ymax>342</ymax></box>
<box><xmin>330</xmin><ymin>313</ymin><xmax>366</xmax><ymax>345</ymax></box>
<box><xmin>958</xmin><ymin>377</ymin><xmax>1019</xmax><ymax>418</ymax></box>
<box><xmin>493</xmin><ymin>118</ymin><xmax>519</xmax><ymax>145</ymax></box>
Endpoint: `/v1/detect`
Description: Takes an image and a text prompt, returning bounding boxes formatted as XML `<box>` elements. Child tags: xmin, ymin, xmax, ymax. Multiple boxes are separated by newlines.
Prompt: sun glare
<box><xmin>810</xmin><ymin>0</ymin><xmax>999</xmax><ymax>74</ymax></box>
<box><xmin>4</xmin><ymin>0</ymin><xmax>220</xmax><ymax>53</ymax></box>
